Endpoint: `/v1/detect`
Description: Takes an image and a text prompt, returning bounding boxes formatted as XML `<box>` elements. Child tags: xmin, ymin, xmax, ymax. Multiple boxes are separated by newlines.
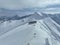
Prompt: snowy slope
<box><xmin>0</xmin><ymin>12</ymin><xmax>45</xmax><ymax>36</ymax></box>
<box><xmin>0</xmin><ymin>20</ymin><xmax>50</xmax><ymax>45</ymax></box>
<box><xmin>0</xmin><ymin>16</ymin><xmax>34</xmax><ymax>36</ymax></box>
<box><xmin>0</xmin><ymin>12</ymin><xmax>60</xmax><ymax>45</ymax></box>
<box><xmin>0</xmin><ymin>17</ymin><xmax>60</xmax><ymax>45</ymax></box>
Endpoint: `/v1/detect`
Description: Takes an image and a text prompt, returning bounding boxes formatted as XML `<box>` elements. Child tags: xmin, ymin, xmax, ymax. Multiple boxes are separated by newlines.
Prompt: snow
<box><xmin>0</xmin><ymin>20</ymin><xmax>50</xmax><ymax>45</ymax></box>
<box><xmin>0</xmin><ymin>12</ymin><xmax>60</xmax><ymax>45</ymax></box>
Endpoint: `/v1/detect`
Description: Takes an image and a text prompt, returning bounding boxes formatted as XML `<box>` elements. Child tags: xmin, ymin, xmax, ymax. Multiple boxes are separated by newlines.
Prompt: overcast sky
<box><xmin>0</xmin><ymin>0</ymin><xmax>60</xmax><ymax>10</ymax></box>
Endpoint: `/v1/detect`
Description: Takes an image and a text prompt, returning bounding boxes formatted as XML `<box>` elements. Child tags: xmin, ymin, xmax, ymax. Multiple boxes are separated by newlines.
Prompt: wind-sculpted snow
<box><xmin>42</xmin><ymin>17</ymin><xmax>60</xmax><ymax>44</ymax></box>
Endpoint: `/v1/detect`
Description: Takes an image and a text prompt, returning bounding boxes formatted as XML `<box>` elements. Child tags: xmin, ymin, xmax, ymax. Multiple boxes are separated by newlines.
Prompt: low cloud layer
<box><xmin>0</xmin><ymin>0</ymin><xmax>60</xmax><ymax>9</ymax></box>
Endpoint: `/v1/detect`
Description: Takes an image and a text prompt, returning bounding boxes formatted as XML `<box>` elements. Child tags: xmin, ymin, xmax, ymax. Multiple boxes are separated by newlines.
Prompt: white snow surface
<box><xmin>0</xmin><ymin>15</ymin><xmax>60</xmax><ymax>45</ymax></box>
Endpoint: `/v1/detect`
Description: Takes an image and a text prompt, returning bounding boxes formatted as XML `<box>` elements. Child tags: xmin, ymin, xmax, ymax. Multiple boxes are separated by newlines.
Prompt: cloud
<box><xmin>0</xmin><ymin>0</ymin><xmax>60</xmax><ymax>9</ymax></box>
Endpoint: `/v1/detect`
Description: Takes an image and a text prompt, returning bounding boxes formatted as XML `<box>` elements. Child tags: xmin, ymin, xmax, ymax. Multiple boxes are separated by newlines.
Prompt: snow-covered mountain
<box><xmin>0</xmin><ymin>12</ymin><xmax>60</xmax><ymax>45</ymax></box>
